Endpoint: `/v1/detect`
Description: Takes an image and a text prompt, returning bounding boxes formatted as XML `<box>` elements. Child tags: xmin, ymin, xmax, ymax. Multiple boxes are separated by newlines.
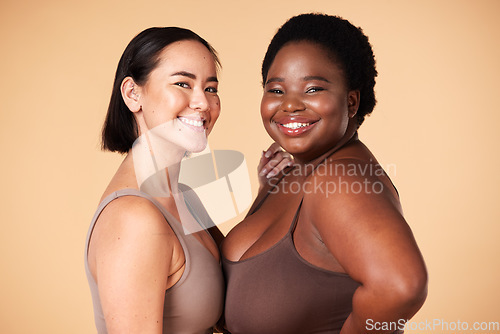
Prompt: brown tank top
<box><xmin>222</xmin><ymin>195</ymin><xmax>360</xmax><ymax>334</ymax></box>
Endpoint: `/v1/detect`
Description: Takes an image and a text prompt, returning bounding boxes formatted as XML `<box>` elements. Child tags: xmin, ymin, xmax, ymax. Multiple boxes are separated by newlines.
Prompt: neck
<box><xmin>132</xmin><ymin>130</ymin><xmax>188</xmax><ymax>197</ymax></box>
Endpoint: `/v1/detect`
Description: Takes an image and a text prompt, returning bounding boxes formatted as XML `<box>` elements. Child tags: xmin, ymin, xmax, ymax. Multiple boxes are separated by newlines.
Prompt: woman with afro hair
<box><xmin>221</xmin><ymin>13</ymin><xmax>428</xmax><ymax>334</ymax></box>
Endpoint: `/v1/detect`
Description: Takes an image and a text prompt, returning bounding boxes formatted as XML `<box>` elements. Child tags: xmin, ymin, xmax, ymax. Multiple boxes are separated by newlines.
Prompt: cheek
<box><xmin>151</xmin><ymin>91</ymin><xmax>187</xmax><ymax>117</ymax></box>
<box><xmin>310</xmin><ymin>96</ymin><xmax>348</xmax><ymax>120</ymax></box>
<box><xmin>260</xmin><ymin>96</ymin><xmax>279</xmax><ymax>121</ymax></box>
<box><xmin>210</xmin><ymin>97</ymin><xmax>221</xmax><ymax>121</ymax></box>
<box><xmin>206</xmin><ymin>97</ymin><xmax>221</xmax><ymax>134</ymax></box>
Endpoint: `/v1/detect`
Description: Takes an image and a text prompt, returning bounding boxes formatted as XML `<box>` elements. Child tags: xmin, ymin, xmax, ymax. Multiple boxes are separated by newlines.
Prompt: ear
<box><xmin>121</xmin><ymin>77</ymin><xmax>142</xmax><ymax>113</ymax></box>
<box><xmin>347</xmin><ymin>90</ymin><xmax>360</xmax><ymax>118</ymax></box>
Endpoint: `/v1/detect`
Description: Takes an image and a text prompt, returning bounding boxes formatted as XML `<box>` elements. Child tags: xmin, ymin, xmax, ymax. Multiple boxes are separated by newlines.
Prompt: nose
<box><xmin>189</xmin><ymin>88</ymin><xmax>210</xmax><ymax>112</ymax></box>
<box><xmin>281</xmin><ymin>94</ymin><xmax>305</xmax><ymax>113</ymax></box>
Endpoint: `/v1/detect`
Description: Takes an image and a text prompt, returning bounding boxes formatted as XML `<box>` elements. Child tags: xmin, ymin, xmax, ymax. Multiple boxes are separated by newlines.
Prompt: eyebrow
<box><xmin>265</xmin><ymin>77</ymin><xmax>284</xmax><ymax>85</ymax></box>
<box><xmin>171</xmin><ymin>71</ymin><xmax>218</xmax><ymax>82</ymax></box>
<box><xmin>265</xmin><ymin>75</ymin><xmax>330</xmax><ymax>85</ymax></box>
<box><xmin>303</xmin><ymin>76</ymin><xmax>330</xmax><ymax>83</ymax></box>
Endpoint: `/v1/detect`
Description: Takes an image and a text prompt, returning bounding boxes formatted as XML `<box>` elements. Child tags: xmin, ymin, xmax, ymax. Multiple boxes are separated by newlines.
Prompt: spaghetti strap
<box><xmin>288</xmin><ymin>197</ymin><xmax>304</xmax><ymax>235</ymax></box>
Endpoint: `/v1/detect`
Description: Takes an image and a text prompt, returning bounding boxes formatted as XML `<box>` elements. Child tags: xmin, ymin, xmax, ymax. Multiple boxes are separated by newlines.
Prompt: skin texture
<box><xmin>222</xmin><ymin>41</ymin><xmax>427</xmax><ymax>333</ymax></box>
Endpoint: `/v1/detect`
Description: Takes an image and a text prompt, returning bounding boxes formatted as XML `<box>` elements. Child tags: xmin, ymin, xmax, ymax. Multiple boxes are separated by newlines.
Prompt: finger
<box><xmin>259</xmin><ymin>151</ymin><xmax>285</xmax><ymax>174</ymax></box>
<box><xmin>279</xmin><ymin>151</ymin><xmax>293</xmax><ymax>162</ymax></box>
<box><xmin>266</xmin><ymin>159</ymin><xmax>294</xmax><ymax>178</ymax></box>
<box><xmin>263</xmin><ymin>142</ymin><xmax>283</xmax><ymax>159</ymax></box>
<box><xmin>257</xmin><ymin>150</ymin><xmax>268</xmax><ymax>171</ymax></box>
<box><xmin>266</xmin><ymin>150</ymin><xmax>294</xmax><ymax>168</ymax></box>
<box><xmin>260</xmin><ymin>152</ymin><xmax>291</xmax><ymax>177</ymax></box>
<box><xmin>259</xmin><ymin>147</ymin><xmax>285</xmax><ymax>175</ymax></box>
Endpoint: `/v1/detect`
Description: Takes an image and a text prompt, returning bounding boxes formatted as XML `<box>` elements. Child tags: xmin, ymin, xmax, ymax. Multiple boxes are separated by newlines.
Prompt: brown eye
<box><xmin>306</xmin><ymin>87</ymin><xmax>324</xmax><ymax>93</ymax></box>
<box><xmin>175</xmin><ymin>82</ymin><xmax>190</xmax><ymax>88</ymax></box>
<box><xmin>267</xmin><ymin>88</ymin><xmax>283</xmax><ymax>94</ymax></box>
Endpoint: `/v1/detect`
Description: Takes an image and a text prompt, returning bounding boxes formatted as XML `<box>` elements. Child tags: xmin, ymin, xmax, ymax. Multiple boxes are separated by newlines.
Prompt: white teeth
<box><xmin>179</xmin><ymin>117</ymin><xmax>203</xmax><ymax>127</ymax></box>
<box><xmin>282</xmin><ymin>122</ymin><xmax>310</xmax><ymax>129</ymax></box>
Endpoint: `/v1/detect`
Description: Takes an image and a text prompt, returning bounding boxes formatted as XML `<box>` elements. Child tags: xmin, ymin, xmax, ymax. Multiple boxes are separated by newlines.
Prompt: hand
<box><xmin>257</xmin><ymin>142</ymin><xmax>294</xmax><ymax>190</ymax></box>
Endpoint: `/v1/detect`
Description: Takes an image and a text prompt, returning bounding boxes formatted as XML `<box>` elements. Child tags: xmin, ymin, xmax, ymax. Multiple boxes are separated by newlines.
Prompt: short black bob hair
<box><xmin>261</xmin><ymin>13</ymin><xmax>377</xmax><ymax>126</ymax></box>
<box><xmin>102</xmin><ymin>27</ymin><xmax>220</xmax><ymax>153</ymax></box>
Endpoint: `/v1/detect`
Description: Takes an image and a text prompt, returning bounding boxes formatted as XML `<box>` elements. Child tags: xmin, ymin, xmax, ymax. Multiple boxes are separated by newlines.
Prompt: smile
<box><xmin>281</xmin><ymin>122</ymin><xmax>311</xmax><ymax>130</ymax></box>
<box><xmin>276</xmin><ymin>120</ymin><xmax>318</xmax><ymax>136</ymax></box>
<box><xmin>178</xmin><ymin>116</ymin><xmax>205</xmax><ymax>133</ymax></box>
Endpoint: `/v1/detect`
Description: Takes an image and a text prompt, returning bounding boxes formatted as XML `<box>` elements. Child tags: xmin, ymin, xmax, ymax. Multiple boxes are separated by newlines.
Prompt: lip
<box><xmin>273</xmin><ymin>116</ymin><xmax>319</xmax><ymax>137</ymax></box>
<box><xmin>178</xmin><ymin>116</ymin><xmax>206</xmax><ymax>133</ymax></box>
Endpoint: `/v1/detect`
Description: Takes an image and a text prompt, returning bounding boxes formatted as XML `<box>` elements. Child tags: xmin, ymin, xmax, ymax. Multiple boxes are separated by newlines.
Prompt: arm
<box><xmin>306</xmin><ymin>163</ymin><xmax>427</xmax><ymax>334</ymax></box>
<box><xmin>91</xmin><ymin>196</ymin><xmax>177</xmax><ymax>334</ymax></box>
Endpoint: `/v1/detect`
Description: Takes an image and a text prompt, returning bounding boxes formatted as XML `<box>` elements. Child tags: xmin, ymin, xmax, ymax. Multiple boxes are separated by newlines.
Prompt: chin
<box><xmin>279</xmin><ymin>140</ymin><xmax>309</xmax><ymax>155</ymax></box>
<box><xmin>183</xmin><ymin>137</ymin><xmax>208</xmax><ymax>153</ymax></box>
<box><xmin>188</xmin><ymin>142</ymin><xmax>208</xmax><ymax>153</ymax></box>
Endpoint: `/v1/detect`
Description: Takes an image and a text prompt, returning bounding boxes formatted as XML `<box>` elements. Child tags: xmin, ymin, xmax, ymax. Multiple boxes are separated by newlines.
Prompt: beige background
<box><xmin>1</xmin><ymin>0</ymin><xmax>499</xmax><ymax>333</ymax></box>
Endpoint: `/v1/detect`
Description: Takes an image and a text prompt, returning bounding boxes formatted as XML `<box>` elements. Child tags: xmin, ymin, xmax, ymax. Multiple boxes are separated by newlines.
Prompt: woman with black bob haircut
<box><xmin>222</xmin><ymin>13</ymin><xmax>428</xmax><ymax>334</ymax></box>
<box><xmin>85</xmin><ymin>27</ymin><xmax>227</xmax><ymax>334</ymax></box>
<box><xmin>101</xmin><ymin>27</ymin><xmax>220</xmax><ymax>153</ymax></box>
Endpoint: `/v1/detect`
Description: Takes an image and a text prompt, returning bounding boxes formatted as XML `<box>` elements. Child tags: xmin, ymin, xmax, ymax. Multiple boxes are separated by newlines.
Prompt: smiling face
<box><xmin>127</xmin><ymin>39</ymin><xmax>220</xmax><ymax>153</ymax></box>
<box><xmin>261</xmin><ymin>41</ymin><xmax>359</xmax><ymax>163</ymax></box>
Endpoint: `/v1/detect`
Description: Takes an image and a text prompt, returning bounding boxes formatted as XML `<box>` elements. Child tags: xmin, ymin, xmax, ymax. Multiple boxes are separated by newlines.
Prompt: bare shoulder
<box><xmin>304</xmin><ymin>157</ymin><xmax>401</xmax><ymax>214</ymax></box>
<box><xmin>303</xmin><ymin>158</ymin><xmax>426</xmax><ymax>289</ymax></box>
<box><xmin>101</xmin><ymin>195</ymin><xmax>170</xmax><ymax>229</ymax></box>
<box><xmin>89</xmin><ymin>195</ymin><xmax>181</xmax><ymax>332</ymax></box>
<box><xmin>91</xmin><ymin>195</ymin><xmax>177</xmax><ymax>257</ymax></box>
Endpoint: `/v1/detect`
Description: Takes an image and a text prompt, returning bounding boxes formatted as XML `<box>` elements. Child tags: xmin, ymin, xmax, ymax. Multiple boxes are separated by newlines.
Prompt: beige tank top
<box><xmin>84</xmin><ymin>188</ymin><xmax>224</xmax><ymax>333</ymax></box>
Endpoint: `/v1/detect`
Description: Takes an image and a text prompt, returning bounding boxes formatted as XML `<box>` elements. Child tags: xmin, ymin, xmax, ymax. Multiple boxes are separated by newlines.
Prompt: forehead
<box><xmin>155</xmin><ymin>40</ymin><xmax>217</xmax><ymax>73</ymax></box>
<box><xmin>269</xmin><ymin>41</ymin><xmax>344</xmax><ymax>78</ymax></box>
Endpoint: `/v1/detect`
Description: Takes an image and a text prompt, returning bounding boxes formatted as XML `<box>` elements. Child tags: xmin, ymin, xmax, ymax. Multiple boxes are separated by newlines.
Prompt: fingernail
<box><xmin>264</xmin><ymin>151</ymin><xmax>271</xmax><ymax>158</ymax></box>
<box><xmin>259</xmin><ymin>168</ymin><xmax>267</xmax><ymax>176</ymax></box>
<box><xmin>267</xmin><ymin>170</ymin><xmax>276</xmax><ymax>178</ymax></box>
